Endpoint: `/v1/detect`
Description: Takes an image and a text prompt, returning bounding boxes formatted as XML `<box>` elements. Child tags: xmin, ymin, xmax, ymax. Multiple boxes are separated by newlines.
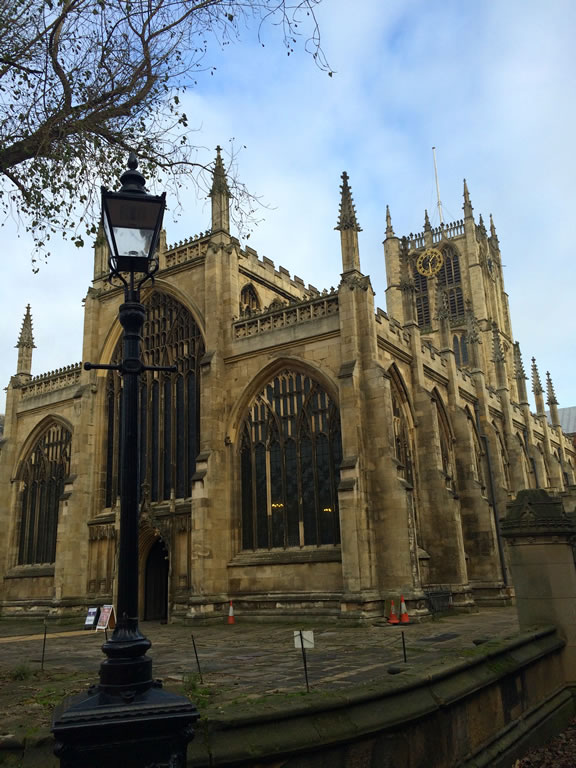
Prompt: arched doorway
<box><xmin>144</xmin><ymin>539</ymin><xmax>169</xmax><ymax>621</ymax></box>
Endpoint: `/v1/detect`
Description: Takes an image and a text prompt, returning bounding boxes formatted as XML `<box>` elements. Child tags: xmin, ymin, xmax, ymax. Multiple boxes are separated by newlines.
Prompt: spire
<box><xmin>531</xmin><ymin>357</ymin><xmax>543</xmax><ymax>394</ymax></box>
<box><xmin>478</xmin><ymin>213</ymin><xmax>487</xmax><ymax>238</ymax></box>
<box><xmin>531</xmin><ymin>357</ymin><xmax>546</xmax><ymax>415</ymax></box>
<box><xmin>209</xmin><ymin>145</ymin><xmax>231</xmax><ymax>232</ymax></box>
<box><xmin>335</xmin><ymin>171</ymin><xmax>362</xmax><ymax>232</ymax></box>
<box><xmin>546</xmin><ymin>371</ymin><xmax>561</xmax><ymax>427</ymax></box>
<box><xmin>546</xmin><ymin>371</ymin><xmax>558</xmax><ymax>405</ymax></box>
<box><xmin>489</xmin><ymin>213</ymin><xmax>498</xmax><ymax>240</ymax></box>
<box><xmin>15</xmin><ymin>304</ymin><xmax>35</xmax><ymax>377</ymax></box>
<box><xmin>423</xmin><ymin>209</ymin><xmax>431</xmax><ymax>232</ymax></box>
<box><xmin>513</xmin><ymin>342</ymin><xmax>528</xmax><ymax>403</ymax></box>
<box><xmin>463</xmin><ymin>178</ymin><xmax>473</xmax><ymax>218</ymax></box>
<box><xmin>17</xmin><ymin>304</ymin><xmax>35</xmax><ymax>348</ymax></box>
<box><xmin>336</xmin><ymin>172</ymin><xmax>362</xmax><ymax>274</ymax></box>
<box><xmin>385</xmin><ymin>204</ymin><xmax>394</xmax><ymax>238</ymax></box>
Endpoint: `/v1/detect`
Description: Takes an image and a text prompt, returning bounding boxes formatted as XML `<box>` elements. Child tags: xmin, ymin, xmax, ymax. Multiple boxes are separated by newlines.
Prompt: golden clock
<box><xmin>416</xmin><ymin>248</ymin><xmax>443</xmax><ymax>277</ymax></box>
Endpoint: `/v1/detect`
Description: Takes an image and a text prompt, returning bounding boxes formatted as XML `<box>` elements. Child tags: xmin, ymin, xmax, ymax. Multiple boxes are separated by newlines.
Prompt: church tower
<box><xmin>383</xmin><ymin>181</ymin><xmax>516</xmax><ymax>393</ymax></box>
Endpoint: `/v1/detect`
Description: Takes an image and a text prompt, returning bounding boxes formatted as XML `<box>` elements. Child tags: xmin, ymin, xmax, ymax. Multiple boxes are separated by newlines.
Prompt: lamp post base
<box><xmin>52</xmin><ymin>679</ymin><xmax>199</xmax><ymax>768</ymax></box>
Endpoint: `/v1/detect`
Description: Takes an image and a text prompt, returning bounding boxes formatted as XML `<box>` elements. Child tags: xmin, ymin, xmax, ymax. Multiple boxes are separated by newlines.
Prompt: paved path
<box><xmin>0</xmin><ymin>608</ymin><xmax>521</xmax><ymax>703</ymax></box>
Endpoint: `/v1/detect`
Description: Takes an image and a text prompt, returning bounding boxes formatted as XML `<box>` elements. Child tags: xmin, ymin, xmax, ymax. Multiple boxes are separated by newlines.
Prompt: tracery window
<box><xmin>18</xmin><ymin>422</ymin><xmax>71</xmax><ymax>565</ymax></box>
<box><xmin>413</xmin><ymin>267</ymin><xmax>430</xmax><ymax>328</ymax></box>
<box><xmin>438</xmin><ymin>245</ymin><xmax>465</xmax><ymax>322</ymax></box>
<box><xmin>240</xmin><ymin>283</ymin><xmax>260</xmax><ymax>315</ymax></box>
<box><xmin>392</xmin><ymin>389</ymin><xmax>413</xmax><ymax>485</ymax></box>
<box><xmin>105</xmin><ymin>292</ymin><xmax>204</xmax><ymax>506</ymax></box>
<box><xmin>240</xmin><ymin>370</ymin><xmax>342</xmax><ymax>550</ymax></box>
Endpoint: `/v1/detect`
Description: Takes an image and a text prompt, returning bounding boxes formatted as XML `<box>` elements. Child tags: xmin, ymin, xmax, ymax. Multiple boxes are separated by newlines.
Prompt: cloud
<box><xmin>1</xmin><ymin>0</ymin><xmax>574</xmax><ymax>412</ymax></box>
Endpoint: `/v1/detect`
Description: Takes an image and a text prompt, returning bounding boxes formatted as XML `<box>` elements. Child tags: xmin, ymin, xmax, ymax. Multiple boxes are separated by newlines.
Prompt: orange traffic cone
<box><xmin>400</xmin><ymin>595</ymin><xmax>410</xmax><ymax>624</ymax></box>
<box><xmin>227</xmin><ymin>600</ymin><xmax>235</xmax><ymax>625</ymax></box>
<box><xmin>388</xmin><ymin>599</ymin><xmax>399</xmax><ymax>625</ymax></box>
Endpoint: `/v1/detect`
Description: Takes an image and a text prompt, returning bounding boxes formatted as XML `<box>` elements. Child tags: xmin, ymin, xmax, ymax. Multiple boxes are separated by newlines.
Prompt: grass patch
<box><xmin>9</xmin><ymin>664</ymin><xmax>32</xmax><ymax>681</ymax></box>
<box><xmin>180</xmin><ymin>673</ymin><xmax>213</xmax><ymax>711</ymax></box>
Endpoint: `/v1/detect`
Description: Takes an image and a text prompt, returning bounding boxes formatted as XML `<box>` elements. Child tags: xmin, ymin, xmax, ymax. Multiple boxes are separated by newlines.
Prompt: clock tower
<box><xmin>383</xmin><ymin>180</ymin><xmax>516</xmax><ymax>395</ymax></box>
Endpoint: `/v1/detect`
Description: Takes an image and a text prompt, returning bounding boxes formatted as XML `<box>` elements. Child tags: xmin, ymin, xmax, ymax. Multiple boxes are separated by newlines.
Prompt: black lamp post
<box><xmin>52</xmin><ymin>154</ymin><xmax>199</xmax><ymax>767</ymax></box>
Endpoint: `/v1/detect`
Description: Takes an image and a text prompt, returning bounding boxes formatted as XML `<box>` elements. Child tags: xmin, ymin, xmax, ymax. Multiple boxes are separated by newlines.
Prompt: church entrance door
<box><xmin>144</xmin><ymin>539</ymin><xmax>169</xmax><ymax>621</ymax></box>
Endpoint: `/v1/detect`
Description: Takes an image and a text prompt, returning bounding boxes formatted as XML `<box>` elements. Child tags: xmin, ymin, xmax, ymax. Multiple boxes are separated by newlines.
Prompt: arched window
<box><xmin>240</xmin><ymin>370</ymin><xmax>342</xmax><ymax>550</ymax></box>
<box><xmin>493</xmin><ymin>423</ymin><xmax>511</xmax><ymax>490</ymax></box>
<box><xmin>105</xmin><ymin>292</ymin><xmax>204</xmax><ymax>506</ymax></box>
<box><xmin>413</xmin><ymin>267</ymin><xmax>430</xmax><ymax>328</ymax></box>
<box><xmin>438</xmin><ymin>245</ymin><xmax>464</xmax><ymax>322</ymax></box>
<box><xmin>240</xmin><ymin>283</ymin><xmax>260</xmax><ymax>315</ymax></box>
<box><xmin>18</xmin><ymin>422</ymin><xmax>71</xmax><ymax>565</ymax></box>
<box><xmin>435</xmin><ymin>399</ymin><xmax>456</xmax><ymax>492</ymax></box>
<box><xmin>453</xmin><ymin>334</ymin><xmax>469</xmax><ymax>366</ymax></box>
<box><xmin>516</xmin><ymin>433</ymin><xmax>536</xmax><ymax>489</ymax></box>
<box><xmin>391</xmin><ymin>389</ymin><xmax>413</xmax><ymax>485</ymax></box>
<box><xmin>537</xmin><ymin>444</ymin><xmax>552</xmax><ymax>488</ymax></box>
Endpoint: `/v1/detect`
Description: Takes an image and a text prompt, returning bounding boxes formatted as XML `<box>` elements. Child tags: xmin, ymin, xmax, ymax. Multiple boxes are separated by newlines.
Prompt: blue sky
<box><xmin>2</xmin><ymin>0</ymin><xmax>575</xmax><ymax>412</ymax></box>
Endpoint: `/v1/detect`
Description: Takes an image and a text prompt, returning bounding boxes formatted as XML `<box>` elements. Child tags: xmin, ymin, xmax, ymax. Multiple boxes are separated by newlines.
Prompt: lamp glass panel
<box><xmin>104</xmin><ymin>197</ymin><xmax>163</xmax><ymax>259</ymax></box>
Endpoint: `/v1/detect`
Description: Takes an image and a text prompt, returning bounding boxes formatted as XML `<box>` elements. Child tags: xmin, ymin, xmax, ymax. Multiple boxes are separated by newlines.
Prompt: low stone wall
<box><xmin>187</xmin><ymin>627</ymin><xmax>571</xmax><ymax>767</ymax></box>
<box><xmin>2</xmin><ymin>627</ymin><xmax>573</xmax><ymax>767</ymax></box>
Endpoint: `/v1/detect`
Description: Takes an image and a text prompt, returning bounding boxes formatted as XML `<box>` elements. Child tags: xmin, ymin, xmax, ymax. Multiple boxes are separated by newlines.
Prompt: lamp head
<box><xmin>101</xmin><ymin>153</ymin><xmax>166</xmax><ymax>274</ymax></box>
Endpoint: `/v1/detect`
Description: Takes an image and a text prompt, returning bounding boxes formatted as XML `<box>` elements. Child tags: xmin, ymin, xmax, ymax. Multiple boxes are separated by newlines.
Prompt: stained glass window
<box><xmin>18</xmin><ymin>423</ymin><xmax>71</xmax><ymax>565</ymax></box>
<box><xmin>105</xmin><ymin>292</ymin><xmax>204</xmax><ymax>505</ymax></box>
<box><xmin>240</xmin><ymin>370</ymin><xmax>342</xmax><ymax>550</ymax></box>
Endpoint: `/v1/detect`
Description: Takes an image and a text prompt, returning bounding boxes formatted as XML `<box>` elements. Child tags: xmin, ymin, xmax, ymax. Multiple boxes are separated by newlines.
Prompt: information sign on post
<box><xmin>293</xmin><ymin>630</ymin><xmax>315</xmax><ymax>649</ymax></box>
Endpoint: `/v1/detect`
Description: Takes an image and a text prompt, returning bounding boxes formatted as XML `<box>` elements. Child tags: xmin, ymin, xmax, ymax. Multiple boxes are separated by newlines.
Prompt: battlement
<box><xmin>234</xmin><ymin>292</ymin><xmax>338</xmax><ymax>339</ymax></box>
<box><xmin>406</xmin><ymin>219</ymin><xmax>465</xmax><ymax>250</ymax></box>
<box><xmin>239</xmin><ymin>244</ymin><xmax>322</xmax><ymax>298</ymax></box>
<box><xmin>21</xmin><ymin>363</ymin><xmax>82</xmax><ymax>399</ymax></box>
<box><xmin>163</xmin><ymin>231</ymin><xmax>212</xmax><ymax>269</ymax></box>
<box><xmin>375</xmin><ymin>307</ymin><xmax>412</xmax><ymax>351</ymax></box>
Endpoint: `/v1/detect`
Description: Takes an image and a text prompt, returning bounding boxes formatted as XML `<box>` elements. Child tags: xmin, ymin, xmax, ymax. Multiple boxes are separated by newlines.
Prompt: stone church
<box><xmin>1</xmin><ymin>150</ymin><xmax>573</xmax><ymax>622</ymax></box>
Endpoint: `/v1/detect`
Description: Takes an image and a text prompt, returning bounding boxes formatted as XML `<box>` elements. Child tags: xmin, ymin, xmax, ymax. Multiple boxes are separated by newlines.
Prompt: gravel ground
<box><xmin>514</xmin><ymin>718</ymin><xmax>576</xmax><ymax>767</ymax></box>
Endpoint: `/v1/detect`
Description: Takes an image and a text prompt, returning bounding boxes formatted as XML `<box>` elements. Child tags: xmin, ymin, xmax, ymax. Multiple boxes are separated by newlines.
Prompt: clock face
<box><xmin>416</xmin><ymin>248</ymin><xmax>443</xmax><ymax>277</ymax></box>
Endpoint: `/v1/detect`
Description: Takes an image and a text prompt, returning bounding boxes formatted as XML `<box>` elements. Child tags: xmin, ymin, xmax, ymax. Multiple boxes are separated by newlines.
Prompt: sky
<box><xmin>2</xmin><ymin>0</ymin><xmax>575</xmax><ymax>413</ymax></box>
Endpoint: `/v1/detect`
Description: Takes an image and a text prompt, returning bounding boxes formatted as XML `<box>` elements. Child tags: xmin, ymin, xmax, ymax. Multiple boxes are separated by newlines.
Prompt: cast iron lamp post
<box><xmin>52</xmin><ymin>154</ymin><xmax>199</xmax><ymax>767</ymax></box>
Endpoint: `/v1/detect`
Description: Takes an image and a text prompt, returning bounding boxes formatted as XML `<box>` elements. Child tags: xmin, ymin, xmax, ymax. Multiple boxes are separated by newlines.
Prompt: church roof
<box><xmin>550</xmin><ymin>406</ymin><xmax>576</xmax><ymax>434</ymax></box>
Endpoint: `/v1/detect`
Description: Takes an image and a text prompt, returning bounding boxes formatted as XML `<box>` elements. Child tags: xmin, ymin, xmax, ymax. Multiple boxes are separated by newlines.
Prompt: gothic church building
<box><xmin>1</xmin><ymin>151</ymin><xmax>573</xmax><ymax>622</ymax></box>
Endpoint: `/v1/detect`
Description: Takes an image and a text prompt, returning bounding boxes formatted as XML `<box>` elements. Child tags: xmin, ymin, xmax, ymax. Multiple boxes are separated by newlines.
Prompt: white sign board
<box><xmin>294</xmin><ymin>630</ymin><xmax>315</xmax><ymax>649</ymax></box>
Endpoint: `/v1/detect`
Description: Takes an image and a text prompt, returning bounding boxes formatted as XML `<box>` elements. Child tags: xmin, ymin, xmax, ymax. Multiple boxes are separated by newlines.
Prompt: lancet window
<box><xmin>453</xmin><ymin>334</ymin><xmax>469</xmax><ymax>366</ymax></box>
<box><xmin>240</xmin><ymin>370</ymin><xmax>342</xmax><ymax>550</ymax></box>
<box><xmin>438</xmin><ymin>245</ymin><xmax>465</xmax><ymax>322</ymax></box>
<box><xmin>392</xmin><ymin>389</ymin><xmax>413</xmax><ymax>485</ymax></box>
<box><xmin>493</xmin><ymin>424</ymin><xmax>511</xmax><ymax>490</ymax></box>
<box><xmin>105</xmin><ymin>292</ymin><xmax>204</xmax><ymax>506</ymax></box>
<box><xmin>436</xmin><ymin>401</ymin><xmax>456</xmax><ymax>491</ymax></box>
<box><xmin>17</xmin><ymin>422</ymin><xmax>71</xmax><ymax>565</ymax></box>
<box><xmin>413</xmin><ymin>268</ymin><xmax>430</xmax><ymax>328</ymax></box>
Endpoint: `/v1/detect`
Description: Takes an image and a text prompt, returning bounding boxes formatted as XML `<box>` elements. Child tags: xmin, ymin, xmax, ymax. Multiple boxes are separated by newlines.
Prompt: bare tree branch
<box><xmin>0</xmin><ymin>0</ymin><xmax>330</xmax><ymax>262</ymax></box>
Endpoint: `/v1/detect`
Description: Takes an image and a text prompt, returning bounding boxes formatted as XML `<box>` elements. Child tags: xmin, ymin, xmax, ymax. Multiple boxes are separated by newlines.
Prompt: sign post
<box><xmin>96</xmin><ymin>605</ymin><xmax>116</xmax><ymax>633</ymax></box>
<box><xmin>293</xmin><ymin>630</ymin><xmax>314</xmax><ymax>692</ymax></box>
